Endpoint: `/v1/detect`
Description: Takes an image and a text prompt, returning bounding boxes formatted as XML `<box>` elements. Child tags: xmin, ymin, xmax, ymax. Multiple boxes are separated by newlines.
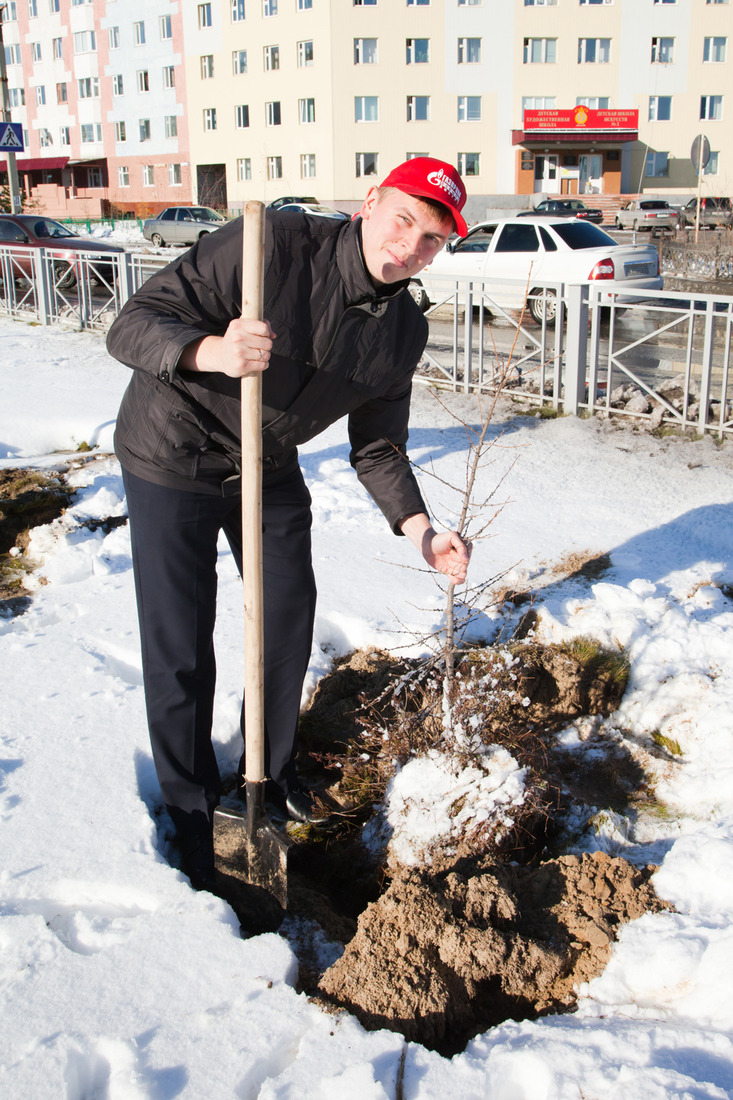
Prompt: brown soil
<box><xmin>318</xmin><ymin>850</ymin><xmax>664</xmax><ymax>1054</ymax></box>
<box><xmin>0</xmin><ymin>467</ymin><xmax>73</xmax><ymax>612</ymax></box>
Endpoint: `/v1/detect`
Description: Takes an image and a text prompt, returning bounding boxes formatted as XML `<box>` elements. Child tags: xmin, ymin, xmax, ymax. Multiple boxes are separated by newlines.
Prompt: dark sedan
<box><xmin>518</xmin><ymin>199</ymin><xmax>604</xmax><ymax>224</ymax></box>
<box><xmin>0</xmin><ymin>214</ymin><xmax>125</xmax><ymax>287</ymax></box>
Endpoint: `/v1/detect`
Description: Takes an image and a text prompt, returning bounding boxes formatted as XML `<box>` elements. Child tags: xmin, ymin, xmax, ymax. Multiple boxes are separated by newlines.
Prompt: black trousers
<box><xmin>122</xmin><ymin>464</ymin><xmax>317</xmax><ymax>835</ymax></box>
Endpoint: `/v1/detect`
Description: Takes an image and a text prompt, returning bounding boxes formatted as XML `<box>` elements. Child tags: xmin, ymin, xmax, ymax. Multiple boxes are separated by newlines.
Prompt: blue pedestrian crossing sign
<box><xmin>0</xmin><ymin>123</ymin><xmax>24</xmax><ymax>151</ymax></box>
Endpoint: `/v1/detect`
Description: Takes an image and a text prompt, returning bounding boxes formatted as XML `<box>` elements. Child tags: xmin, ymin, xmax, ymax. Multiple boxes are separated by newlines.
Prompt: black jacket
<box><xmin>107</xmin><ymin>210</ymin><xmax>429</xmax><ymax>533</ymax></box>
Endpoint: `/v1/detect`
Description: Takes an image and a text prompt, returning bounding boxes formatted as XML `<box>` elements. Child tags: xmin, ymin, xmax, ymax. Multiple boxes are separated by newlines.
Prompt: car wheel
<box><xmin>151</xmin><ymin>233</ymin><xmax>165</xmax><ymax>247</ymax></box>
<box><xmin>54</xmin><ymin>261</ymin><xmax>76</xmax><ymax>289</ymax></box>
<box><xmin>407</xmin><ymin>280</ymin><xmax>429</xmax><ymax>311</ymax></box>
<box><xmin>198</xmin><ymin>230</ymin><xmax>212</xmax><ymax>240</ymax></box>
<box><xmin>528</xmin><ymin>288</ymin><xmax>557</xmax><ymax>326</ymax></box>
<box><xmin>615</xmin><ymin>218</ymin><xmax>622</xmax><ymax>229</ymax></box>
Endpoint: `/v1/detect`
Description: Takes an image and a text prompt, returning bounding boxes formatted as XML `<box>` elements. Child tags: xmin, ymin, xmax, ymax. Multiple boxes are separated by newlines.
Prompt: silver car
<box><xmin>142</xmin><ymin>207</ymin><xmax>228</xmax><ymax>247</ymax></box>
<box><xmin>614</xmin><ymin>200</ymin><xmax>679</xmax><ymax>232</ymax></box>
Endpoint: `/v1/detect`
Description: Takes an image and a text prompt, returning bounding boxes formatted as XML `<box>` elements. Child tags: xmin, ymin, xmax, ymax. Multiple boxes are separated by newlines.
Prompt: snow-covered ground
<box><xmin>1</xmin><ymin>314</ymin><xmax>733</xmax><ymax>1099</ymax></box>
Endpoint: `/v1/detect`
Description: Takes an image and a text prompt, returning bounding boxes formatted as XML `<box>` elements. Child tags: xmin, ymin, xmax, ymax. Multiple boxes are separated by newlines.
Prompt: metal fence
<box><xmin>1</xmin><ymin>245</ymin><xmax>731</xmax><ymax>438</ymax></box>
<box><xmin>0</xmin><ymin>246</ymin><xmax>170</xmax><ymax>332</ymax></box>
<box><xmin>417</xmin><ymin>274</ymin><xmax>733</xmax><ymax>438</ymax></box>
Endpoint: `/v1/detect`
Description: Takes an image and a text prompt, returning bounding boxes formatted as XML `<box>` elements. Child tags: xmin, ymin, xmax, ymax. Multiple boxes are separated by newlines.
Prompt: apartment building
<box><xmin>1</xmin><ymin>0</ymin><xmax>731</xmax><ymax>217</ymax></box>
<box><xmin>0</xmin><ymin>0</ymin><xmax>189</xmax><ymax>217</ymax></box>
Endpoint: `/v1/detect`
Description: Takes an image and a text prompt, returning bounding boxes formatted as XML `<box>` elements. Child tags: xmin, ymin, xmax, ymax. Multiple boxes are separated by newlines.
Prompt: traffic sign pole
<box><xmin>0</xmin><ymin>9</ymin><xmax>21</xmax><ymax>214</ymax></box>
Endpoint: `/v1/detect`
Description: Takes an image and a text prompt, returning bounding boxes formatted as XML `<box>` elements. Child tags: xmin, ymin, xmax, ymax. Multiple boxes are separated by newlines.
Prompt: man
<box><xmin>107</xmin><ymin>157</ymin><xmax>470</xmax><ymax>891</ymax></box>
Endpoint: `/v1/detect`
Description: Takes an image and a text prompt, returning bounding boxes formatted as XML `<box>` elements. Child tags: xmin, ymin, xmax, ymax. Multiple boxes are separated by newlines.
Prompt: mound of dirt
<box><xmin>318</xmin><ymin>850</ymin><xmax>664</xmax><ymax>1053</ymax></box>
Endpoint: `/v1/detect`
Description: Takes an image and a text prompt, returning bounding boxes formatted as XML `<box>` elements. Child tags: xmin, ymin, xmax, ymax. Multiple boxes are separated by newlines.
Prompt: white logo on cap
<box><xmin>427</xmin><ymin>169</ymin><xmax>462</xmax><ymax>205</ymax></box>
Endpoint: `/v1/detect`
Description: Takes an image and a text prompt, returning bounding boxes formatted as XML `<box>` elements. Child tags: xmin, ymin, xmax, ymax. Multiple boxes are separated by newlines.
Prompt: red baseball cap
<box><xmin>380</xmin><ymin>157</ymin><xmax>468</xmax><ymax>237</ymax></box>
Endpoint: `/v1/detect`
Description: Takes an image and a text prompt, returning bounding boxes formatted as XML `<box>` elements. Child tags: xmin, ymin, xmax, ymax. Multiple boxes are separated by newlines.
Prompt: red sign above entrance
<box><xmin>523</xmin><ymin>107</ymin><xmax>638</xmax><ymax>131</ymax></box>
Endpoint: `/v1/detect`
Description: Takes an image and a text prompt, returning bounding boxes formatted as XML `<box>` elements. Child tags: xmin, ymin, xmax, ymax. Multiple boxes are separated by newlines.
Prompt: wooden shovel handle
<box><xmin>240</xmin><ymin>201</ymin><xmax>267</xmax><ymax>784</ymax></box>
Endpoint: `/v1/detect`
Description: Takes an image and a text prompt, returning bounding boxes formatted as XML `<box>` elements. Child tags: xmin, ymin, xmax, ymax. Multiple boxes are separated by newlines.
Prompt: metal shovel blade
<box><xmin>213</xmin><ymin>782</ymin><xmax>293</xmax><ymax>931</ymax></box>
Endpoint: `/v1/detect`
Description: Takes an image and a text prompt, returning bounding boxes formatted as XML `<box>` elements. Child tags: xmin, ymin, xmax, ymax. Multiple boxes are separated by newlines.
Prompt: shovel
<box><xmin>213</xmin><ymin>200</ymin><xmax>292</xmax><ymax>930</ymax></box>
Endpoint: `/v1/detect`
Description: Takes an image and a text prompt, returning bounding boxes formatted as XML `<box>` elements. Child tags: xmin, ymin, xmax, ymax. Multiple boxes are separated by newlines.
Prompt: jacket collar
<box><xmin>336</xmin><ymin>215</ymin><xmax>410</xmax><ymax>307</ymax></box>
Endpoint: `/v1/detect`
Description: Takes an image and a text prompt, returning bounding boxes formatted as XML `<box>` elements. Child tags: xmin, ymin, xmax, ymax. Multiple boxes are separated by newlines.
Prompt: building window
<box><xmin>143</xmin><ymin>165</ymin><xmax>155</xmax><ymax>187</ymax></box>
<box><xmin>457</xmin><ymin>37</ymin><xmax>481</xmax><ymax>63</ymax></box>
<box><xmin>298</xmin><ymin>40</ymin><xmax>313</xmax><ymax>66</ymax></box>
<box><xmin>355</xmin><ymin>96</ymin><xmax>379</xmax><ymax>122</ymax></box>
<box><xmin>169</xmin><ymin>163</ymin><xmax>182</xmax><ymax>185</ymax></box>
<box><xmin>649</xmin><ymin>95</ymin><xmax>672</xmax><ymax>121</ymax></box>
<box><xmin>458</xmin><ymin>152</ymin><xmax>480</xmax><ymax>176</ymax></box>
<box><xmin>134</xmin><ymin>21</ymin><xmax>145</xmax><ymax>45</ymax></box>
<box><xmin>118</xmin><ymin>166</ymin><xmax>130</xmax><ymax>187</ymax></box>
<box><xmin>576</xmin><ymin>96</ymin><xmax>609</xmax><ymax>108</ymax></box>
<box><xmin>39</xmin><ymin>129</ymin><xmax>52</xmax><ymax>148</ymax></box>
<box><xmin>236</xmin><ymin>104</ymin><xmax>250</xmax><ymax>127</ymax></box>
<box><xmin>199</xmin><ymin>3</ymin><xmax>212</xmax><ymax>28</ymax></box>
<box><xmin>112</xmin><ymin>74</ymin><xmax>123</xmax><ymax>96</ymax></box>
<box><xmin>137</xmin><ymin>70</ymin><xmax>149</xmax><ymax>93</ymax></box>
<box><xmin>355</xmin><ymin>152</ymin><xmax>378</xmax><ymax>176</ymax></box>
<box><xmin>114</xmin><ymin>121</ymin><xmax>126</xmax><ymax>141</ymax></box>
<box><xmin>31</xmin><ymin>42</ymin><xmax>41</xmax><ymax>61</ymax></box>
<box><xmin>56</xmin><ymin>82</ymin><xmax>67</xmax><ymax>103</ymax></box>
<box><xmin>523</xmin><ymin>37</ymin><xmax>556</xmax><ymax>63</ymax></box>
<box><xmin>407</xmin><ymin>0</ymin><xmax>429</xmax><ymax>5</ymax></box>
<box><xmin>52</xmin><ymin>37</ymin><xmax>62</xmax><ymax>59</ymax></box>
<box><xmin>264</xmin><ymin>45</ymin><xmax>280</xmax><ymax>70</ymax></box>
<box><xmin>354</xmin><ymin>0</ymin><xmax>377</xmax><ymax>5</ymax></box>
<box><xmin>301</xmin><ymin>153</ymin><xmax>316</xmax><ymax>177</ymax></box>
<box><xmin>49</xmin><ymin>0</ymin><xmax>60</xmax><ymax>10</ymax></box>
<box><xmin>35</xmin><ymin>85</ymin><xmax>46</xmax><ymax>105</ymax></box>
<box><xmin>645</xmin><ymin>151</ymin><xmax>668</xmax><ymax>176</ymax></box>
<box><xmin>87</xmin><ymin>166</ymin><xmax>102</xmax><ymax>188</ymax></box>
<box><xmin>298</xmin><ymin>0</ymin><xmax>312</xmax><ymax>8</ymax></box>
<box><xmin>523</xmin><ymin>95</ymin><xmax>556</xmax><ymax>109</ymax></box>
<box><xmin>266</xmin><ymin>101</ymin><xmax>281</xmax><ymax>125</ymax></box>
<box><xmin>707</xmin><ymin>0</ymin><xmax>729</xmax><ymax>4</ymax></box>
<box><xmin>232</xmin><ymin>0</ymin><xmax>246</xmax><ymax>19</ymax></box>
<box><xmin>458</xmin><ymin>95</ymin><xmax>481</xmax><ymax>121</ymax></box>
<box><xmin>79</xmin><ymin>76</ymin><xmax>99</xmax><ymax>98</ymax></box>
<box><xmin>201</xmin><ymin>55</ymin><xmax>214</xmax><ymax>79</ymax></box>
<box><xmin>701</xmin><ymin>95</ymin><xmax>723</xmax><ymax>119</ymax></box>
<box><xmin>406</xmin><ymin>37</ymin><xmax>429</xmax><ymax>63</ymax></box>
<box><xmin>3</xmin><ymin>2</ymin><xmax>15</xmax><ymax>17</ymax></box>
<box><xmin>578</xmin><ymin>38</ymin><xmax>611</xmax><ymax>63</ymax></box>
<box><xmin>165</xmin><ymin>115</ymin><xmax>178</xmax><ymax>137</ymax></box>
<box><xmin>59</xmin><ymin>126</ymin><xmax>70</xmax><ymax>145</ymax></box>
<box><xmin>407</xmin><ymin>95</ymin><xmax>430</xmax><ymax>121</ymax></box>
<box><xmin>267</xmin><ymin>156</ymin><xmax>283</xmax><ymax>179</ymax></box>
<box><xmin>458</xmin><ymin>0</ymin><xmax>482</xmax><ymax>4</ymax></box>
<box><xmin>108</xmin><ymin>26</ymin><xmax>120</xmax><ymax>49</ymax></box>
<box><xmin>9</xmin><ymin>88</ymin><xmax>25</xmax><ymax>106</ymax></box>
<box><xmin>163</xmin><ymin>66</ymin><xmax>175</xmax><ymax>88</ymax></box>
<box><xmin>28</xmin><ymin>0</ymin><xmax>38</xmax><ymax>14</ymax></box>
<box><xmin>354</xmin><ymin>37</ymin><xmax>378</xmax><ymax>63</ymax></box>
<box><xmin>299</xmin><ymin>97</ymin><xmax>315</xmax><ymax>123</ymax></box>
<box><xmin>4</xmin><ymin>44</ymin><xmax>21</xmax><ymax>65</ymax></box>
<box><xmin>704</xmin><ymin>151</ymin><xmax>720</xmax><ymax>174</ymax></box>
<box><xmin>139</xmin><ymin>119</ymin><xmax>151</xmax><ymax>141</ymax></box>
<box><xmin>651</xmin><ymin>37</ymin><xmax>674</xmax><ymax>63</ymax></box>
<box><xmin>525</xmin><ymin>0</ymin><xmax>557</xmax><ymax>5</ymax></box>
<box><xmin>263</xmin><ymin>0</ymin><xmax>277</xmax><ymax>13</ymax></box>
<box><xmin>73</xmin><ymin>30</ymin><xmax>96</xmax><ymax>54</ymax></box>
<box><xmin>160</xmin><ymin>14</ymin><xmax>172</xmax><ymax>38</ymax></box>
<box><xmin>81</xmin><ymin>123</ymin><xmax>101</xmax><ymax>142</ymax></box>
<box><xmin>703</xmin><ymin>37</ymin><xmax>727</xmax><ymax>63</ymax></box>
<box><xmin>579</xmin><ymin>0</ymin><xmax>611</xmax><ymax>4</ymax></box>
<box><xmin>204</xmin><ymin>108</ymin><xmax>217</xmax><ymax>130</ymax></box>
<box><xmin>237</xmin><ymin>157</ymin><xmax>252</xmax><ymax>180</ymax></box>
<box><xmin>653</xmin><ymin>0</ymin><xmax>676</xmax><ymax>4</ymax></box>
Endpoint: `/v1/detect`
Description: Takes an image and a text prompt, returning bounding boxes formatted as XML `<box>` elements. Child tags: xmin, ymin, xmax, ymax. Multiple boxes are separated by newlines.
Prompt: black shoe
<box><xmin>179</xmin><ymin>829</ymin><xmax>217</xmax><ymax>893</ymax></box>
<box><xmin>263</xmin><ymin>781</ymin><xmax>331</xmax><ymax>826</ymax></box>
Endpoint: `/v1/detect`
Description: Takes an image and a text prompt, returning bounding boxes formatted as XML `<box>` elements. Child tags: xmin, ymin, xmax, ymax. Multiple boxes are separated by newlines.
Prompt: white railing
<box><xmin>416</xmin><ymin>274</ymin><xmax>733</xmax><ymax>437</ymax></box>
<box><xmin>0</xmin><ymin>246</ymin><xmax>170</xmax><ymax>331</ymax></box>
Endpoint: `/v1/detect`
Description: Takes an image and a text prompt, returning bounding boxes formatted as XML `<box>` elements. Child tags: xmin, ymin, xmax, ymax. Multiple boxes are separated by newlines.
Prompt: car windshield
<box><xmin>27</xmin><ymin>218</ymin><xmax>78</xmax><ymax>239</ymax></box>
<box><xmin>549</xmin><ymin>221</ymin><xmax>616</xmax><ymax>249</ymax></box>
<box><xmin>640</xmin><ymin>201</ymin><xmax>668</xmax><ymax>210</ymax></box>
<box><xmin>189</xmin><ymin>208</ymin><xmax>224</xmax><ymax>222</ymax></box>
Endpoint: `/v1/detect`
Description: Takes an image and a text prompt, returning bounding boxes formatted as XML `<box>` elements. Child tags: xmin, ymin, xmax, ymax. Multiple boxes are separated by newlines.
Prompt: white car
<box><xmin>276</xmin><ymin>203</ymin><xmax>348</xmax><ymax>221</ymax></box>
<box><xmin>416</xmin><ymin>216</ymin><xmax>662</xmax><ymax>323</ymax></box>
